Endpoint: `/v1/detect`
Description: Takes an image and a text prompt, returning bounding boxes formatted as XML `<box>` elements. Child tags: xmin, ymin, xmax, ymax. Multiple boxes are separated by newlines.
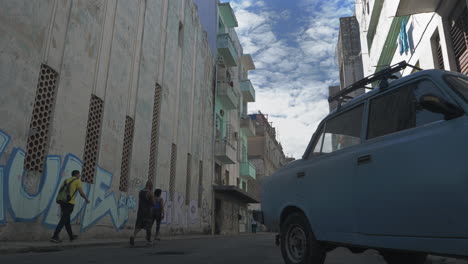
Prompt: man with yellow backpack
<box><xmin>50</xmin><ymin>170</ymin><xmax>90</xmax><ymax>243</ymax></box>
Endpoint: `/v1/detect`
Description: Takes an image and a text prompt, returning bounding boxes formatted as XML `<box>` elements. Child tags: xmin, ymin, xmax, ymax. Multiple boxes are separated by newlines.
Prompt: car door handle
<box><xmin>296</xmin><ymin>171</ymin><xmax>305</xmax><ymax>178</ymax></box>
<box><xmin>357</xmin><ymin>155</ymin><xmax>372</xmax><ymax>165</ymax></box>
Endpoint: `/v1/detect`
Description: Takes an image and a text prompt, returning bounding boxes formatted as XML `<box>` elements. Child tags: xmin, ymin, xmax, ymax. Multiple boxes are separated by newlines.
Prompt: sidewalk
<box><xmin>0</xmin><ymin>232</ymin><xmax>271</xmax><ymax>255</ymax></box>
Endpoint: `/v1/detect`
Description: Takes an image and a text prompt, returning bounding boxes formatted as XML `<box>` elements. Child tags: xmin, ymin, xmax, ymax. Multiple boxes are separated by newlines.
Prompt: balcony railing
<box><xmin>217</xmin><ymin>33</ymin><xmax>238</xmax><ymax>67</ymax></box>
<box><xmin>240</xmin><ymin>162</ymin><xmax>256</xmax><ymax>179</ymax></box>
<box><xmin>215</xmin><ymin>139</ymin><xmax>236</xmax><ymax>164</ymax></box>
<box><xmin>240</xmin><ymin>115</ymin><xmax>255</xmax><ymax>137</ymax></box>
<box><xmin>217</xmin><ymin>81</ymin><xmax>239</xmax><ymax>109</ymax></box>
<box><xmin>240</xmin><ymin>79</ymin><xmax>255</xmax><ymax>102</ymax></box>
<box><xmin>218</xmin><ymin>2</ymin><xmax>238</xmax><ymax>28</ymax></box>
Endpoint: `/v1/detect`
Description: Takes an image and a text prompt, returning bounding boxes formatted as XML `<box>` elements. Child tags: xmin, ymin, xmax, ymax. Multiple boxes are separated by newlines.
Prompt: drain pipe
<box><xmin>210</xmin><ymin>61</ymin><xmax>218</xmax><ymax>236</ymax></box>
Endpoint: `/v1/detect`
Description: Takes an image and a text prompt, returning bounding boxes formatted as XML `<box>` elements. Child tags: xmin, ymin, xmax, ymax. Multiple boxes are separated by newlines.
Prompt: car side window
<box><xmin>321</xmin><ymin>104</ymin><xmax>364</xmax><ymax>154</ymax></box>
<box><xmin>367</xmin><ymin>80</ymin><xmax>446</xmax><ymax>139</ymax></box>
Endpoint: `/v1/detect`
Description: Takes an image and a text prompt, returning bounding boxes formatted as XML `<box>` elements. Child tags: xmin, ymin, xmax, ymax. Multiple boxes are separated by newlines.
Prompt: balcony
<box><xmin>240</xmin><ymin>115</ymin><xmax>255</xmax><ymax>137</ymax></box>
<box><xmin>218</xmin><ymin>2</ymin><xmax>238</xmax><ymax>28</ymax></box>
<box><xmin>217</xmin><ymin>33</ymin><xmax>238</xmax><ymax>67</ymax></box>
<box><xmin>241</xmin><ymin>54</ymin><xmax>255</xmax><ymax>71</ymax></box>
<box><xmin>217</xmin><ymin>81</ymin><xmax>238</xmax><ymax>109</ymax></box>
<box><xmin>240</xmin><ymin>80</ymin><xmax>255</xmax><ymax>102</ymax></box>
<box><xmin>215</xmin><ymin>139</ymin><xmax>237</xmax><ymax>164</ymax></box>
<box><xmin>240</xmin><ymin>162</ymin><xmax>256</xmax><ymax>180</ymax></box>
<box><xmin>396</xmin><ymin>0</ymin><xmax>442</xmax><ymax>16</ymax></box>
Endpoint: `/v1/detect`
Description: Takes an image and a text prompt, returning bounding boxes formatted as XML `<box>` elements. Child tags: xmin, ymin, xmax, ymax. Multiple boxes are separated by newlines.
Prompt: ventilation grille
<box><xmin>197</xmin><ymin>160</ymin><xmax>203</xmax><ymax>207</ymax></box>
<box><xmin>119</xmin><ymin>116</ymin><xmax>135</xmax><ymax>192</ymax></box>
<box><xmin>82</xmin><ymin>95</ymin><xmax>104</xmax><ymax>184</ymax></box>
<box><xmin>148</xmin><ymin>84</ymin><xmax>162</xmax><ymax>183</ymax></box>
<box><xmin>169</xmin><ymin>143</ymin><xmax>177</xmax><ymax>201</ymax></box>
<box><xmin>24</xmin><ymin>64</ymin><xmax>58</xmax><ymax>173</ymax></box>
<box><xmin>185</xmin><ymin>153</ymin><xmax>192</xmax><ymax>205</ymax></box>
<box><xmin>435</xmin><ymin>35</ymin><xmax>445</xmax><ymax>70</ymax></box>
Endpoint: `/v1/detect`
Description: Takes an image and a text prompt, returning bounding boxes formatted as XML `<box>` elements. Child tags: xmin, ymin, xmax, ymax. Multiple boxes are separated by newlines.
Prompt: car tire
<box><xmin>381</xmin><ymin>251</ymin><xmax>427</xmax><ymax>264</ymax></box>
<box><xmin>280</xmin><ymin>212</ymin><xmax>326</xmax><ymax>264</ymax></box>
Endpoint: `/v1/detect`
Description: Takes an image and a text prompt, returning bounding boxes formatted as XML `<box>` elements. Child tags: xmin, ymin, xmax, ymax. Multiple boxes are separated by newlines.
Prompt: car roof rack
<box><xmin>328</xmin><ymin>61</ymin><xmax>422</xmax><ymax>109</ymax></box>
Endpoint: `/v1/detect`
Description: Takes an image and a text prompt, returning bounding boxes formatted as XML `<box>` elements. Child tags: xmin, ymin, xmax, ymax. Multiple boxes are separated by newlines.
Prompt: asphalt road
<box><xmin>0</xmin><ymin>233</ymin><xmax>465</xmax><ymax>264</ymax></box>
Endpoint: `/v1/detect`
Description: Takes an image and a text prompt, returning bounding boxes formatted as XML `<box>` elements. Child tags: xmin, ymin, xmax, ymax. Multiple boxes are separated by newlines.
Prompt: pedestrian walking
<box><xmin>251</xmin><ymin>217</ymin><xmax>258</xmax><ymax>233</ymax></box>
<box><xmin>51</xmin><ymin>170</ymin><xmax>90</xmax><ymax>243</ymax></box>
<box><xmin>130</xmin><ymin>181</ymin><xmax>154</xmax><ymax>246</ymax></box>
<box><xmin>150</xmin><ymin>189</ymin><xmax>165</xmax><ymax>242</ymax></box>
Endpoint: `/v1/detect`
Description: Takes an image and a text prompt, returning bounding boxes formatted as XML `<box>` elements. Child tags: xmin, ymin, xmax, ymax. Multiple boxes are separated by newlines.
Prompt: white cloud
<box><xmin>231</xmin><ymin>0</ymin><xmax>353</xmax><ymax>158</ymax></box>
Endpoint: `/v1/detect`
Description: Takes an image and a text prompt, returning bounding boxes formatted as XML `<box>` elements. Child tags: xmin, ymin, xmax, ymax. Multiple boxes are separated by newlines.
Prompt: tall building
<box><xmin>355</xmin><ymin>0</ymin><xmax>468</xmax><ymax>78</ymax></box>
<box><xmin>0</xmin><ymin>0</ymin><xmax>215</xmax><ymax>240</ymax></box>
<box><xmin>247</xmin><ymin>113</ymin><xmax>286</xmax><ymax>203</ymax></box>
<box><xmin>330</xmin><ymin>16</ymin><xmax>365</xmax><ymax>111</ymax></box>
<box><xmin>337</xmin><ymin>16</ymin><xmax>365</xmax><ymax>89</ymax></box>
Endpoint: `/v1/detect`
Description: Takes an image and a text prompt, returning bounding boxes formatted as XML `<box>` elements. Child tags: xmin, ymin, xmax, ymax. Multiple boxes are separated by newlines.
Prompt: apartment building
<box><xmin>356</xmin><ymin>0</ymin><xmax>468</xmax><ymax>77</ymax></box>
<box><xmin>247</xmin><ymin>113</ymin><xmax>287</xmax><ymax>202</ymax></box>
<box><xmin>192</xmin><ymin>1</ymin><xmax>259</xmax><ymax>234</ymax></box>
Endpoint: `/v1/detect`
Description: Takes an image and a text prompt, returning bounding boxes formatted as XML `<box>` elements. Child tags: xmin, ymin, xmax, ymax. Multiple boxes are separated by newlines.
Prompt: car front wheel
<box><xmin>280</xmin><ymin>212</ymin><xmax>326</xmax><ymax>264</ymax></box>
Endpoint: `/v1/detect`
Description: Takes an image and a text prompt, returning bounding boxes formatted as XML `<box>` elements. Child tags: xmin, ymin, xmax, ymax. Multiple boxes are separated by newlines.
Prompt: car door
<box><xmin>355</xmin><ymin>78</ymin><xmax>468</xmax><ymax>238</ymax></box>
<box><xmin>301</xmin><ymin>104</ymin><xmax>364</xmax><ymax>240</ymax></box>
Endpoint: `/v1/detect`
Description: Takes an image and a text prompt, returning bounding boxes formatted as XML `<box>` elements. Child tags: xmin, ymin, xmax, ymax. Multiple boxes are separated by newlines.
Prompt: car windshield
<box><xmin>445</xmin><ymin>75</ymin><xmax>468</xmax><ymax>102</ymax></box>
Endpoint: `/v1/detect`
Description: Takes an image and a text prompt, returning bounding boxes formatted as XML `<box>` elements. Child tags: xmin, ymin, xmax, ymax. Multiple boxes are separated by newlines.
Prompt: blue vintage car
<box><xmin>261</xmin><ymin>62</ymin><xmax>468</xmax><ymax>264</ymax></box>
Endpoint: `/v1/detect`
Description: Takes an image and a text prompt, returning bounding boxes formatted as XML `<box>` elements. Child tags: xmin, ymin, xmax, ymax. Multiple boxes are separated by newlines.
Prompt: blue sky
<box><xmin>230</xmin><ymin>0</ymin><xmax>355</xmax><ymax>158</ymax></box>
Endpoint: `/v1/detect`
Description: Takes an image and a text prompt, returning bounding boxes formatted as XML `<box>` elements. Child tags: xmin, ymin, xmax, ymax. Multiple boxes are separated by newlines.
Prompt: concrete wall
<box><xmin>0</xmin><ymin>0</ymin><xmax>214</xmax><ymax>240</ymax></box>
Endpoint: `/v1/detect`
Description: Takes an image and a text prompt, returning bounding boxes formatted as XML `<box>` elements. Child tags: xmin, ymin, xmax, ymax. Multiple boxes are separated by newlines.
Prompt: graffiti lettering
<box><xmin>0</xmin><ymin>129</ymin><xmax>134</xmax><ymax>232</ymax></box>
<box><xmin>0</xmin><ymin>130</ymin><xmax>10</xmax><ymax>225</ymax></box>
<box><xmin>0</xmin><ymin>129</ymin><xmax>208</xmax><ymax>234</ymax></box>
<box><xmin>81</xmin><ymin>168</ymin><xmax>128</xmax><ymax>231</ymax></box>
<box><xmin>6</xmin><ymin>149</ymin><xmax>61</xmax><ymax>221</ymax></box>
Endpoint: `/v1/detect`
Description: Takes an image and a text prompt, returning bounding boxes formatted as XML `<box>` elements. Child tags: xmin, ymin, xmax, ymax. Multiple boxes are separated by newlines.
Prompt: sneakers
<box><xmin>70</xmin><ymin>235</ymin><xmax>78</xmax><ymax>242</ymax></box>
<box><xmin>50</xmin><ymin>237</ymin><xmax>62</xmax><ymax>243</ymax></box>
<box><xmin>129</xmin><ymin>236</ymin><xmax>154</xmax><ymax>246</ymax></box>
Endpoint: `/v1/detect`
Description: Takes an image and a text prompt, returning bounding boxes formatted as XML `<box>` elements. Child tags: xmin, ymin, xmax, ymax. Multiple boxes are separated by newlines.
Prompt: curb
<box><xmin>0</xmin><ymin>240</ymin><xmax>127</xmax><ymax>255</ymax></box>
<box><xmin>0</xmin><ymin>232</ymin><xmax>272</xmax><ymax>255</ymax></box>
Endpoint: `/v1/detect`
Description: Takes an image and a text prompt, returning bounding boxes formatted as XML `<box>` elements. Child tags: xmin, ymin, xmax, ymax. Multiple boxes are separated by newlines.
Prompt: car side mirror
<box><xmin>419</xmin><ymin>94</ymin><xmax>464</xmax><ymax>120</ymax></box>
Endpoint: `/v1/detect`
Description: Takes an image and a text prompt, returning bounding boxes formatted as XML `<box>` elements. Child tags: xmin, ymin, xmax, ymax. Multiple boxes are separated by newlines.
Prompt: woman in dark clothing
<box><xmin>130</xmin><ymin>181</ymin><xmax>154</xmax><ymax>246</ymax></box>
<box><xmin>151</xmin><ymin>189</ymin><xmax>165</xmax><ymax>241</ymax></box>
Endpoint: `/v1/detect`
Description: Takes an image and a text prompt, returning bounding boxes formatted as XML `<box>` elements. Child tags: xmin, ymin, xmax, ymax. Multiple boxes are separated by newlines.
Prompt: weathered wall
<box><xmin>0</xmin><ymin>0</ymin><xmax>214</xmax><ymax>240</ymax></box>
<box><xmin>214</xmin><ymin>193</ymin><xmax>243</xmax><ymax>235</ymax></box>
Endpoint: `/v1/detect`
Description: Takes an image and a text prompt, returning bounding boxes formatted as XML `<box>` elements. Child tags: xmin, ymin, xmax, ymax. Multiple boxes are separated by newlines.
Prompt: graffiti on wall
<box><xmin>160</xmin><ymin>191</ymin><xmax>201</xmax><ymax>227</ymax></box>
<box><xmin>0</xmin><ymin>129</ymin><xmax>210</xmax><ymax>233</ymax></box>
<box><xmin>0</xmin><ymin>129</ymin><xmax>135</xmax><ymax>231</ymax></box>
<box><xmin>201</xmin><ymin>198</ymin><xmax>211</xmax><ymax>224</ymax></box>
